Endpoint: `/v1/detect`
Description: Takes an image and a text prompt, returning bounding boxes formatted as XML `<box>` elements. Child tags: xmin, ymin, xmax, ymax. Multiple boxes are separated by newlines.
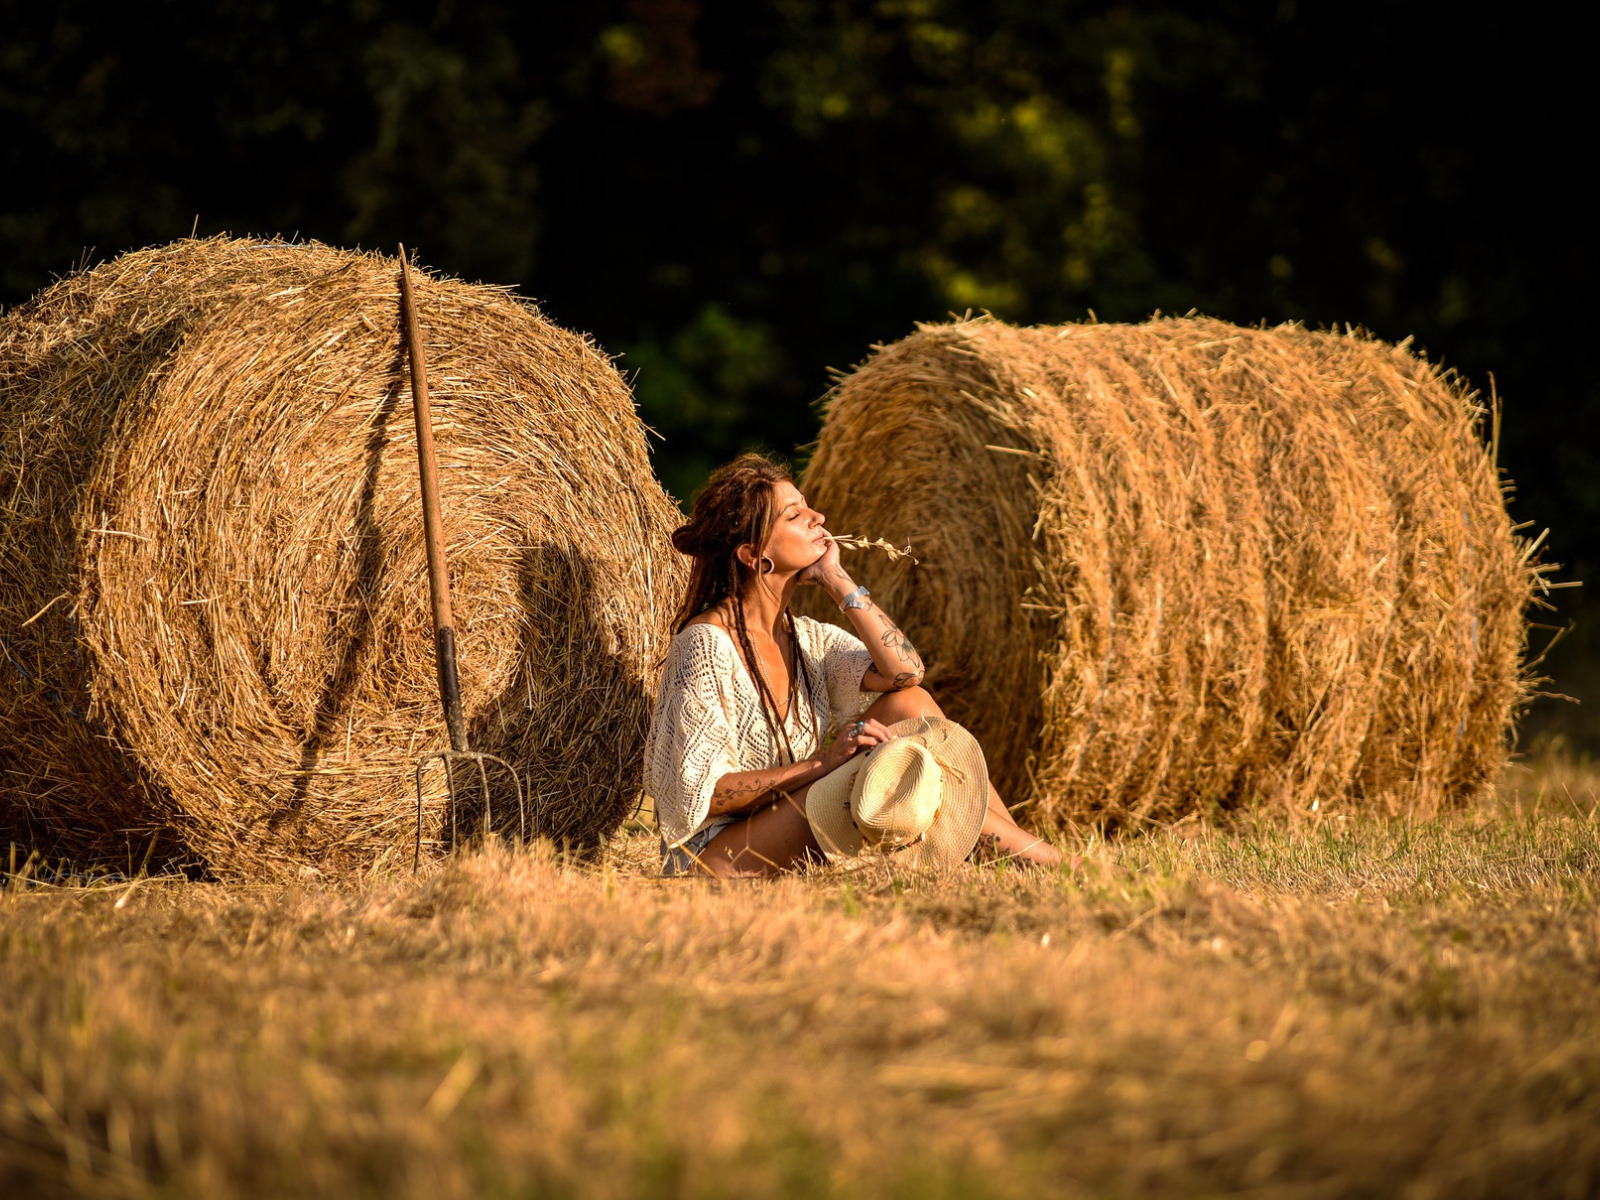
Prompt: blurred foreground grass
<box><xmin>3</xmin><ymin>752</ymin><xmax>1598</xmax><ymax>1199</ymax></box>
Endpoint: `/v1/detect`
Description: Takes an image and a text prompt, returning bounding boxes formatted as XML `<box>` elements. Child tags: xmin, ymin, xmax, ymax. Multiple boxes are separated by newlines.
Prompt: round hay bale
<box><xmin>0</xmin><ymin>237</ymin><xmax>684</xmax><ymax>877</ymax></box>
<box><xmin>799</xmin><ymin>316</ymin><xmax>1537</xmax><ymax>826</ymax></box>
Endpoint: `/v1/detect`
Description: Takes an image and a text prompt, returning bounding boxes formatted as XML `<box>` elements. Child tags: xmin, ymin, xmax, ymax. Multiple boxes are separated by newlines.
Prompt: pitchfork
<box><xmin>399</xmin><ymin>245</ymin><xmax>526</xmax><ymax>870</ymax></box>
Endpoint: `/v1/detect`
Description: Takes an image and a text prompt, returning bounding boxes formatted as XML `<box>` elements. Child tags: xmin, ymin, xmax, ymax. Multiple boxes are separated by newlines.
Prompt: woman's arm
<box><xmin>709</xmin><ymin>759</ymin><xmax>824</xmax><ymax>817</ymax></box>
<box><xmin>709</xmin><ymin>717</ymin><xmax>892</xmax><ymax>816</ymax></box>
<box><xmin>804</xmin><ymin>549</ymin><xmax>925</xmax><ymax>691</ymax></box>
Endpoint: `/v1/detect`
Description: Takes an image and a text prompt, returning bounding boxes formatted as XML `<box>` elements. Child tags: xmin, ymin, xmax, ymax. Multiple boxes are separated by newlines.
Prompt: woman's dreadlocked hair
<box><xmin>670</xmin><ymin>453</ymin><xmax>818</xmax><ymax>764</ymax></box>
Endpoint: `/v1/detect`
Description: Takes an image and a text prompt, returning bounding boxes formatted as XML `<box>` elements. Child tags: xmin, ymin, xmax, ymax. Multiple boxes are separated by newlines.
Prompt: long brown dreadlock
<box><xmin>669</xmin><ymin>453</ymin><xmax>819</xmax><ymax>764</ymax></box>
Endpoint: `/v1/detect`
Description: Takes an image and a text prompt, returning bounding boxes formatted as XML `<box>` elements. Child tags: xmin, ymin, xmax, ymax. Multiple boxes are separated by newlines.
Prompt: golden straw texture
<box><xmin>0</xmin><ymin>237</ymin><xmax>684</xmax><ymax>878</ymax></box>
<box><xmin>800</xmin><ymin>316</ymin><xmax>1540</xmax><ymax>827</ymax></box>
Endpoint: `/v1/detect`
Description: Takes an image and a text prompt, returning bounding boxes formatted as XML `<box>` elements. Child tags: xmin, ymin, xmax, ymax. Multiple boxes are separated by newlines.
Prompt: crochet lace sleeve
<box><xmin>805</xmin><ymin>616</ymin><xmax>876</xmax><ymax>729</ymax></box>
<box><xmin>644</xmin><ymin>628</ymin><xmax>740</xmax><ymax>848</ymax></box>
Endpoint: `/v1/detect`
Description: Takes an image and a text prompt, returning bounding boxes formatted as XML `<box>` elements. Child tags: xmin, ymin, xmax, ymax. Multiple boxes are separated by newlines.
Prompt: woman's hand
<box><xmin>797</xmin><ymin>533</ymin><xmax>846</xmax><ymax>590</ymax></box>
<box><xmin>818</xmin><ymin>717</ymin><xmax>893</xmax><ymax>774</ymax></box>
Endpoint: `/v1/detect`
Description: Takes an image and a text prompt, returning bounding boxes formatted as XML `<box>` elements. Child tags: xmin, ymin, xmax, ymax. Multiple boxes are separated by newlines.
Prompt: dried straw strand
<box><xmin>827</xmin><ymin>533</ymin><xmax>920</xmax><ymax>565</ymax></box>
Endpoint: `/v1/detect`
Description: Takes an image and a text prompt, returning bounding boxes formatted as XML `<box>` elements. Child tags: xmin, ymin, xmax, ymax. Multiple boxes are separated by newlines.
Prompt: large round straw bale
<box><xmin>800</xmin><ymin>316</ymin><xmax>1537</xmax><ymax>826</ymax></box>
<box><xmin>0</xmin><ymin>237</ymin><xmax>684</xmax><ymax>877</ymax></box>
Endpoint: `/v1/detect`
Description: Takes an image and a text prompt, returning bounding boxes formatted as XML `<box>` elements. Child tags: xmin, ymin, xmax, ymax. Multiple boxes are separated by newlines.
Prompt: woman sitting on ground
<box><xmin>644</xmin><ymin>452</ymin><xmax>1062</xmax><ymax>877</ymax></box>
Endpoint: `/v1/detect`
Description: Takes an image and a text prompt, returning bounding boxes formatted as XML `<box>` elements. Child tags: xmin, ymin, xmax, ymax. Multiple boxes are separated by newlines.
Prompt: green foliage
<box><xmin>623</xmin><ymin>303</ymin><xmax>787</xmax><ymax>502</ymax></box>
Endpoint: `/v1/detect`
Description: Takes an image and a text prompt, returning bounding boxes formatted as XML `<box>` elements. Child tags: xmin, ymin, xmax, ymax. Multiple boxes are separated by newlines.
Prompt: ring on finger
<box><xmin>851</xmin><ymin>720</ymin><xmax>864</xmax><ymax>737</ymax></box>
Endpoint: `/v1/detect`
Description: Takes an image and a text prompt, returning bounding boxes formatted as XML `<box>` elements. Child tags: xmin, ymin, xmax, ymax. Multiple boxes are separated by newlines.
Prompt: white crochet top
<box><xmin>645</xmin><ymin>615</ymin><xmax>876</xmax><ymax>848</ymax></box>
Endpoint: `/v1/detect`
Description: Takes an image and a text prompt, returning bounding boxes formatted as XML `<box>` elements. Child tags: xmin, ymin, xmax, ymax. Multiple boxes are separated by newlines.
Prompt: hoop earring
<box><xmin>759</xmin><ymin>555</ymin><xmax>775</xmax><ymax>575</ymax></box>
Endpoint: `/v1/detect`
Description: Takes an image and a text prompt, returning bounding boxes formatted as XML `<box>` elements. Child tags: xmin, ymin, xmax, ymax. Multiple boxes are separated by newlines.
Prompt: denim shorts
<box><xmin>661</xmin><ymin>817</ymin><xmax>742</xmax><ymax>876</ymax></box>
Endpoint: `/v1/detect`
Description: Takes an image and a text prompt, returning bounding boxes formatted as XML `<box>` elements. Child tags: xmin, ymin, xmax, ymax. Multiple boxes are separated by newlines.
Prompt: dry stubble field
<box><xmin>3</xmin><ymin>752</ymin><xmax>1599</xmax><ymax>1200</ymax></box>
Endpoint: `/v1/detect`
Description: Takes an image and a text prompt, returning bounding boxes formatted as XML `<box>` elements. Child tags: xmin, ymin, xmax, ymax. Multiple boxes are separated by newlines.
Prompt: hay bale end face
<box><xmin>0</xmin><ymin>238</ymin><xmax>684</xmax><ymax>877</ymax></box>
<box><xmin>800</xmin><ymin>316</ymin><xmax>1538</xmax><ymax>827</ymax></box>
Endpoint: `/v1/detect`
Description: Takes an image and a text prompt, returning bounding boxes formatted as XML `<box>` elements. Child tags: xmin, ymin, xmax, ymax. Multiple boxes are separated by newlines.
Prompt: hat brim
<box><xmin>805</xmin><ymin>716</ymin><xmax>989</xmax><ymax>868</ymax></box>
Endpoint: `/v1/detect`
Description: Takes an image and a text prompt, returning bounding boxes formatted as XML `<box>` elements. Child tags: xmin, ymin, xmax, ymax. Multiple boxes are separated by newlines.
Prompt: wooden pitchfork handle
<box><xmin>398</xmin><ymin>245</ymin><xmax>469</xmax><ymax>754</ymax></box>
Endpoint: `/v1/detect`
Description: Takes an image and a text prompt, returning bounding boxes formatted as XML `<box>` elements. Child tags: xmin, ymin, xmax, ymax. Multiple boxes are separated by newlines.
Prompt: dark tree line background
<box><xmin>3</xmin><ymin>1</ymin><xmax>1594</xmax><ymax>745</ymax></box>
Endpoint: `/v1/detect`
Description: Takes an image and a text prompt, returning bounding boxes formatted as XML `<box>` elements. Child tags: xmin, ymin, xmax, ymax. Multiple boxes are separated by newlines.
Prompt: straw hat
<box><xmin>806</xmin><ymin>717</ymin><xmax>989</xmax><ymax>867</ymax></box>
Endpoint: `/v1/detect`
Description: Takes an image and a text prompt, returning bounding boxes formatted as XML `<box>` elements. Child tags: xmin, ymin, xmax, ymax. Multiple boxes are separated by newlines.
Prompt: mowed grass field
<box><xmin>3</xmin><ymin>753</ymin><xmax>1599</xmax><ymax>1199</ymax></box>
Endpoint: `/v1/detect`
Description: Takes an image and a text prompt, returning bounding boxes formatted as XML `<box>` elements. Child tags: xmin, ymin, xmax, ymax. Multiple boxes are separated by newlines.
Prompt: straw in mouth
<box><xmin>825</xmin><ymin>532</ymin><xmax>919</xmax><ymax>565</ymax></box>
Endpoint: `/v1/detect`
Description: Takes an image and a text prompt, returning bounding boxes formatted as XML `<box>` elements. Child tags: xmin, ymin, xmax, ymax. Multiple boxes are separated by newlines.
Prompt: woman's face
<box><xmin>759</xmin><ymin>480</ymin><xmax>829</xmax><ymax>573</ymax></box>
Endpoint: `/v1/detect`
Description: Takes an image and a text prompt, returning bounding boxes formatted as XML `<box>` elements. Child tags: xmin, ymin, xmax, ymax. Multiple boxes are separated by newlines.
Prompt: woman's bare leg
<box><xmin>694</xmin><ymin>793</ymin><xmax>822</xmax><ymax>878</ymax></box>
<box><xmin>860</xmin><ymin>688</ymin><xmax>1064</xmax><ymax>868</ymax></box>
<box><xmin>975</xmin><ymin>785</ymin><xmax>1065</xmax><ymax>867</ymax></box>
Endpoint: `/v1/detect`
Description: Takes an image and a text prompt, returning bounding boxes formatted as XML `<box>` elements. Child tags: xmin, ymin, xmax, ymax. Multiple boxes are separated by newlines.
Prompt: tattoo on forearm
<box><xmin>879</xmin><ymin>620</ymin><xmax>923</xmax><ymax>671</ymax></box>
<box><xmin>718</xmin><ymin>777</ymin><xmax>772</xmax><ymax>799</ymax></box>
